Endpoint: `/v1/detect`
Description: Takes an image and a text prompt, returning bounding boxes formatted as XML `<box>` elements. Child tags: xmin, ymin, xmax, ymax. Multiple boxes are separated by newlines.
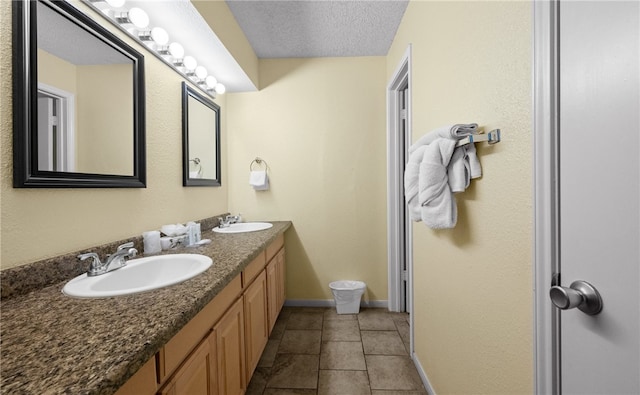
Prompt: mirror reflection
<box><xmin>182</xmin><ymin>82</ymin><xmax>221</xmax><ymax>187</ymax></box>
<box><xmin>13</xmin><ymin>0</ymin><xmax>146</xmax><ymax>188</ymax></box>
<box><xmin>37</xmin><ymin>1</ymin><xmax>134</xmax><ymax>175</ymax></box>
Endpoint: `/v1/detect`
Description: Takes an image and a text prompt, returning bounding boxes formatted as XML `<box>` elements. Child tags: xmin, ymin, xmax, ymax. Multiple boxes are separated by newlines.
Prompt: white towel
<box><xmin>249</xmin><ymin>170</ymin><xmax>269</xmax><ymax>191</ymax></box>
<box><xmin>404</xmin><ymin>123</ymin><xmax>481</xmax><ymax>229</ymax></box>
<box><xmin>405</xmin><ymin>145</ymin><xmax>427</xmax><ymax>221</ymax></box>
<box><xmin>447</xmin><ymin>146</ymin><xmax>468</xmax><ymax>193</ymax></box>
<box><xmin>409</xmin><ymin>123</ymin><xmax>479</xmax><ymax>153</ymax></box>
<box><xmin>418</xmin><ymin>138</ymin><xmax>458</xmax><ymax>229</ymax></box>
<box><xmin>465</xmin><ymin>143</ymin><xmax>482</xmax><ymax>179</ymax></box>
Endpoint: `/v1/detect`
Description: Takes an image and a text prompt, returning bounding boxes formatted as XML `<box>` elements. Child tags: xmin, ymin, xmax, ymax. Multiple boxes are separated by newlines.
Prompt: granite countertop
<box><xmin>0</xmin><ymin>221</ymin><xmax>291</xmax><ymax>395</ymax></box>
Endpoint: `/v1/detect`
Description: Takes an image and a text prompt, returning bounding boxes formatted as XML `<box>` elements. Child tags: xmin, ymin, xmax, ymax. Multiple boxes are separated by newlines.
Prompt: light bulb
<box><xmin>205</xmin><ymin>76</ymin><xmax>218</xmax><ymax>89</ymax></box>
<box><xmin>195</xmin><ymin>66</ymin><xmax>208</xmax><ymax>80</ymax></box>
<box><xmin>168</xmin><ymin>42</ymin><xmax>184</xmax><ymax>59</ymax></box>
<box><xmin>127</xmin><ymin>7</ymin><xmax>149</xmax><ymax>29</ymax></box>
<box><xmin>183</xmin><ymin>56</ymin><xmax>197</xmax><ymax>71</ymax></box>
<box><xmin>151</xmin><ymin>27</ymin><xmax>169</xmax><ymax>46</ymax></box>
<box><xmin>214</xmin><ymin>83</ymin><xmax>226</xmax><ymax>94</ymax></box>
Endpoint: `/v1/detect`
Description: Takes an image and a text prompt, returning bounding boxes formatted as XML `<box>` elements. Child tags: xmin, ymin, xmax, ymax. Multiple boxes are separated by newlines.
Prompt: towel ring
<box><xmin>250</xmin><ymin>157</ymin><xmax>268</xmax><ymax>171</ymax></box>
<box><xmin>189</xmin><ymin>158</ymin><xmax>203</xmax><ymax>177</ymax></box>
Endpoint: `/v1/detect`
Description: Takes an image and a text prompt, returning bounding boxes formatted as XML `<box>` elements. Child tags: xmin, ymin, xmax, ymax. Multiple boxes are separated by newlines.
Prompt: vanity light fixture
<box><xmin>164</xmin><ymin>42</ymin><xmax>186</xmax><ymax>66</ymax></box>
<box><xmin>195</xmin><ymin>66</ymin><xmax>208</xmax><ymax>80</ymax></box>
<box><xmin>183</xmin><ymin>56</ymin><xmax>198</xmax><ymax>76</ymax></box>
<box><xmin>214</xmin><ymin>83</ymin><xmax>226</xmax><ymax>94</ymax></box>
<box><xmin>114</xmin><ymin>7</ymin><xmax>149</xmax><ymax>29</ymax></box>
<box><xmin>138</xmin><ymin>26</ymin><xmax>169</xmax><ymax>47</ymax></box>
<box><xmin>82</xmin><ymin>0</ymin><xmax>226</xmax><ymax>97</ymax></box>
<box><xmin>205</xmin><ymin>75</ymin><xmax>218</xmax><ymax>89</ymax></box>
<box><xmin>151</xmin><ymin>27</ymin><xmax>169</xmax><ymax>46</ymax></box>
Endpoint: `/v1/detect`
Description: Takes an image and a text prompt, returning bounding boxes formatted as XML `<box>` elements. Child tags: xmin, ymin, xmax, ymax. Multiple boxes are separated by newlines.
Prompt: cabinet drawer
<box><xmin>160</xmin><ymin>274</ymin><xmax>242</xmax><ymax>383</ymax></box>
<box><xmin>266</xmin><ymin>234</ymin><xmax>284</xmax><ymax>262</ymax></box>
<box><xmin>242</xmin><ymin>252</ymin><xmax>266</xmax><ymax>288</ymax></box>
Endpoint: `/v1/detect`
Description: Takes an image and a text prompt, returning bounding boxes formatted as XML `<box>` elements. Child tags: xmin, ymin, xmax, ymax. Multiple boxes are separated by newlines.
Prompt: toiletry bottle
<box><xmin>195</xmin><ymin>223</ymin><xmax>202</xmax><ymax>242</ymax></box>
<box><xmin>187</xmin><ymin>224</ymin><xmax>196</xmax><ymax>246</ymax></box>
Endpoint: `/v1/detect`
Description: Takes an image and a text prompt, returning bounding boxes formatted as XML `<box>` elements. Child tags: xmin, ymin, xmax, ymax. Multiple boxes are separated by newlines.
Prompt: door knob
<box><xmin>550</xmin><ymin>280</ymin><xmax>603</xmax><ymax>315</ymax></box>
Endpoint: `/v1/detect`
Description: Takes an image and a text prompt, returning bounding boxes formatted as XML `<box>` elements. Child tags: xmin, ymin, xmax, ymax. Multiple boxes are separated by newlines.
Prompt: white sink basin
<box><xmin>62</xmin><ymin>254</ymin><xmax>212</xmax><ymax>298</ymax></box>
<box><xmin>213</xmin><ymin>222</ymin><xmax>273</xmax><ymax>234</ymax></box>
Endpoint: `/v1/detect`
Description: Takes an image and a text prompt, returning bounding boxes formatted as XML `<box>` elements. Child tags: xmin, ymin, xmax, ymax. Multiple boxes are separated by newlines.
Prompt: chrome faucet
<box><xmin>78</xmin><ymin>242</ymin><xmax>138</xmax><ymax>277</ymax></box>
<box><xmin>218</xmin><ymin>214</ymin><xmax>241</xmax><ymax>228</ymax></box>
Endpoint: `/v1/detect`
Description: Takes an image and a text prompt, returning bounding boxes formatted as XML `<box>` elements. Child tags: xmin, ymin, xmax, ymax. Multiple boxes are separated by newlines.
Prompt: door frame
<box><xmin>533</xmin><ymin>1</ymin><xmax>560</xmax><ymax>393</ymax></box>
<box><xmin>387</xmin><ymin>44</ymin><xmax>413</xmax><ymax>314</ymax></box>
<box><xmin>37</xmin><ymin>82</ymin><xmax>75</xmax><ymax>172</ymax></box>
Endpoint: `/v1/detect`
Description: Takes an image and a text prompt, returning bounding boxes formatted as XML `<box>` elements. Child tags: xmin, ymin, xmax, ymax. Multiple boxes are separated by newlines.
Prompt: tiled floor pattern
<box><xmin>247</xmin><ymin>307</ymin><xmax>426</xmax><ymax>395</ymax></box>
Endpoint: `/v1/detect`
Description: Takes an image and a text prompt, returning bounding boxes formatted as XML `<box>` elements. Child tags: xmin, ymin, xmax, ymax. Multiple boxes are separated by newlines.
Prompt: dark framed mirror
<box><xmin>13</xmin><ymin>0</ymin><xmax>146</xmax><ymax>188</ymax></box>
<box><xmin>182</xmin><ymin>82</ymin><xmax>221</xmax><ymax>187</ymax></box>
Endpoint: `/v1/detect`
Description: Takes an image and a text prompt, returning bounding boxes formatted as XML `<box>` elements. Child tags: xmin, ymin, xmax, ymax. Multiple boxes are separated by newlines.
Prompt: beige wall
<box><xmin>0</xmin><ymin>1</ymin><xmax>228</xmax><ymax>269</ymax></box>
<box><xmin>76</xmin><ymin>64</ymin><xmax>133</xmax><ymax>175</ymax></box>
<box><xmin>37</xmin><ymin>48</ymin><xmax>78</xmax><ymax>93</ymax></box>
<box><xmin>227</xmin><ymin>57</ymin><xmax>389</xmax><ymax>302</ymax></box>
<box><xmin>387</xmin><ymin>1</ymin><xmax>533</xmax><ymax>393</ymax></box>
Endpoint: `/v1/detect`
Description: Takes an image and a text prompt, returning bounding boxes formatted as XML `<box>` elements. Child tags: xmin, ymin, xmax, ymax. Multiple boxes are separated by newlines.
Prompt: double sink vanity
<box><xmin>1</xmin><ymin>220</ymin><xmax>290</xmax><ymax>394</ymax></box>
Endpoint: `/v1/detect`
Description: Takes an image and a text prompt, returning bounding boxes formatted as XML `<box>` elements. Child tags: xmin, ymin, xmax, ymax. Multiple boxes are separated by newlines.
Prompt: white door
<box><xmin>555</xmin><ymin>1</ymin><xmax>639</xmax><ymax>393</ymax></box>
<box><xmin>37</xmin><ymin>95</ymin><xmax>56</xmax><ymax>171</ymax></box>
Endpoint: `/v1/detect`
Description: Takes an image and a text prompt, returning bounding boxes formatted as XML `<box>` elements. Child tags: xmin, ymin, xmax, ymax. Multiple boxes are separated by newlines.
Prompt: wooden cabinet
<box><xmin>159</xmin><ymin>331</ymin><xmax>217</xmax><ymax>395</ymax></box>
<box><xmin>158</xmin><ymin>275</ymin><xmax>242</xmax><ymax>384</ymax></box>
<box><xmin>114</xmin><ymin>357</ymin><xmax>157</xmax><ymax>395</ymax></box>
<box><xmin>215</xmin><ymin>297</ymin><xmax>246</xmax><ymax>395</ymax></box>
<box><xmin>244</xmin><ymin>270</ymin><xmax>269</xmax><ymax>381</ymax></box>
<box><xmin>118</xmin><ymin>232</ymin><xmax>287</xmax><ymax>395</ymax></box>
<box><xmin>267</xmin><ymin>246</ymin><xmax>286</xmax><ymax>333</ymax></box>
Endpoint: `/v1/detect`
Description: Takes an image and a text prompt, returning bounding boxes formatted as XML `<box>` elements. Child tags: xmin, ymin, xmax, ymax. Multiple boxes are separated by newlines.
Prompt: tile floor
<box><xmin>247</xmin><ymin>307</ymin><xmax>427</xmax><ymax>395</ymax></box>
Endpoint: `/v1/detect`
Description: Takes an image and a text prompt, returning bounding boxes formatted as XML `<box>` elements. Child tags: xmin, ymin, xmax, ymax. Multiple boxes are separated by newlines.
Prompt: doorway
<box><xmin>387</xmin><ymin>45</ymin><xmax>413</xmax><ymax>352</ymax></box>
<box><xmin>37</xmin><ymin>83</ymin><xmax>75</xmax><ymax>172</ymax></box>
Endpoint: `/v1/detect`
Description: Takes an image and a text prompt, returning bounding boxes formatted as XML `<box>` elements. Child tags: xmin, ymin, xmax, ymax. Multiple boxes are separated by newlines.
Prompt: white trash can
<box><xmin>329</xmin><ymin>280</ymin><xmax>366</xmax><ymax>314</ymax></box>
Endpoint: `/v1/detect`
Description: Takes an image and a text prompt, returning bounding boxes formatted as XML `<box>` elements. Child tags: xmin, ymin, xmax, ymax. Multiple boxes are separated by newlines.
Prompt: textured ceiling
<box><xmin>226</xmin><ymin>0</ymin><xmax>409</xmax><ymax>58</ymax></box>
<box><xmin>38</xmin><ymin>1</ymin><xmax>131</xmax><ymax>65</ymax></box>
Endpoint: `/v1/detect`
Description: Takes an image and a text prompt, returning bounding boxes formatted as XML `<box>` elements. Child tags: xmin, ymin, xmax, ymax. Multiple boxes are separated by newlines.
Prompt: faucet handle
<box><xmin>78</xmin><ymin>252</ymin><xmax>102</xmax><ymax>273</ymax></box>
<box><xmin>78</xmin><ymin>252</ymin><xmax>100</xmax><ymax>263</ymax></box>
<box><xmin>116</xmin><ymin>242</ymin><xmax>134</xmax><ymax>251</ymax></box>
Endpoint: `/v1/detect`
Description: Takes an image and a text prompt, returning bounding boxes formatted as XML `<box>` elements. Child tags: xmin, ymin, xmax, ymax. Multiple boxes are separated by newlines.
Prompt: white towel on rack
<box><xmin>405</xmin><ymin>137</ymin><xmax>458</xmax><ymax>229</ymax></box>
<box><xmin>249</xmin><ymin>170</ymin><xmax>269</xmax><ymax>191</ymax></box>
<box><xmin>405</xmin><ymin>145</ymin><xmax>427</xmax><ymax>221</ymax></box>
<box><xmin>404</xmin><ymin>123</ymin><xmax>480</xmax><ymax>229</ymax></box>
<box><xmin>447</xmin><ymin>144</ymin><xmax>483</xmax><ymax>192</ymax></box>
<box><xmin>409</xmin><ymin>123</ymin><xmax>479</xmax><ymax>153</ymax></box>
<box><xmin>418</xmin><ymin>138</ymin><xmax>458</xmax><ymax>229</ymax></box>
<box><xmin>447</xmin><ymin>146</ymin><xmax>468</xmax><ymax>193</ymax></box>
<box><xmin>465</xmin><ymin>143</ymin><xmax>482</xmax><ymax>179</ymax></box>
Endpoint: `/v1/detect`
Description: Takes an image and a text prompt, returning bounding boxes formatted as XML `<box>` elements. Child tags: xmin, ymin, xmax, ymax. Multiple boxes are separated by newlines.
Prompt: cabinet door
<box><xmin>267</xmin><ymin>248</ymin><xmax>286</xmax><ymax>333</ymax></box>
<box><xmin>244</xmin><ymin>270</ymin><xmax>269</xmax><ymax>381</ymax></box>
<box><xmin>266</xmin><ymin>258</ymin><xmax>279</xmax><ymax>333</ymax></box>
<box><xmin>215</xmin><ymin>298</ymin><xmax>246</xmax><ymax>395</ymax></box>
<box><xmin>159</xmin><ymin>330</ymin><xmax>218</xmax><ymax>395</ymax></box>
<box><xmin>276</xmin><ymin>248</ymin><xmax>286</xmax><ymax>310</ymax></box>
<box><xmin>114</xmin><ymin>356</ymin><xmax>157</xmax><ymax>395</ymax></box>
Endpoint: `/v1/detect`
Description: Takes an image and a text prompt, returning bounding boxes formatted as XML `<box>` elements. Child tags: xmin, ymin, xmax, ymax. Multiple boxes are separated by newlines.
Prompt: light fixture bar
<box><xmin>79</xmin><ymin>0</ymin><xmax>225</xmax><ymax>99</ymax></box>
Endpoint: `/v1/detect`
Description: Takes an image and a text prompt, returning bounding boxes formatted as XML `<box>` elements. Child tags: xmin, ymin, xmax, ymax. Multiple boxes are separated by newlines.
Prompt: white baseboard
<box><xmin>412</xmin><ymin>352</ymin><xmax>436</xmax><ymax>395</ymax></box>
<box><xmin>284</xmin><ymin>299</ymin><xmax>389</xmax><ymax>309</ymax></box>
